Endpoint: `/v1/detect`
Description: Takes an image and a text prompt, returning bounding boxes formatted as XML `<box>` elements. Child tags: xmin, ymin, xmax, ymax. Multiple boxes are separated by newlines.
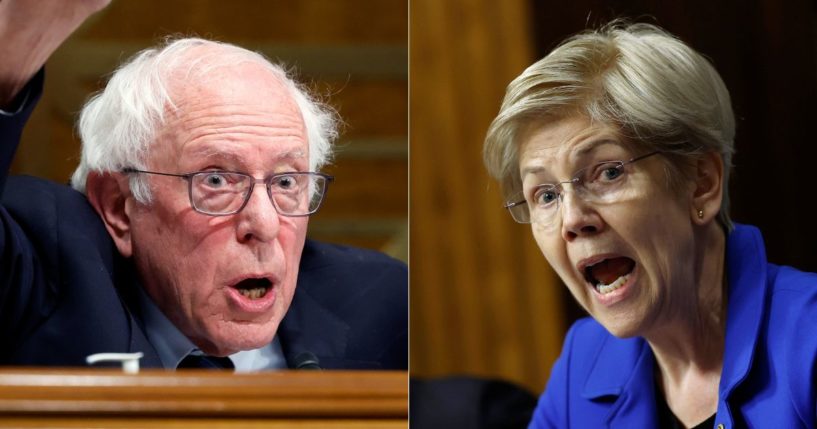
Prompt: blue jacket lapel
<box><xmin>581</xmin><ymin>335</ymin><xmax>658</xmax><ymax>428</ymax></box>
<box><xmin>717</xmin><ymin>225</ymin><xmax>767</xmax><ymax>423</ymax></box>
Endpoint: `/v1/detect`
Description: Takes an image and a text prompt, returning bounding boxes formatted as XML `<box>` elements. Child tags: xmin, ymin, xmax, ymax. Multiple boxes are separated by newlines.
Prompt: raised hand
<box><xmin>0</xmin><ymin>0</ymin><xmax>111</xmax><ymax>108</ymax></box>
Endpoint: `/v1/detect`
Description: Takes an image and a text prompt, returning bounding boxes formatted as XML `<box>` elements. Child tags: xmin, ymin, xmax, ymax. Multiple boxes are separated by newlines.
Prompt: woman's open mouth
<box><xmin>583</xmin><ymin>257</ymin><xmax>636</xmax><ymax>295</ymax></box>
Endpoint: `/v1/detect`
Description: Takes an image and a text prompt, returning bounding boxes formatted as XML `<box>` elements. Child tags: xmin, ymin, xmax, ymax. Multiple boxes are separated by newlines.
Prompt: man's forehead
<box><xmin>163</xmin><ymin>45</ymin><xmax>295</xmax><ymax>107</ymax></box>
<box><xmin>173</xmin><ymin>67</ymin><xmax>292</xmax><ymax>105</ymax></box>
<box><xmin>167</xmin><ymin>60</ymin><xmax>304</xmax><ymax>122</ymax></box>
<box><xmin>145</xmin><ymin>45</ymin><xmax>309</xmax><ymax>167</ymax></box>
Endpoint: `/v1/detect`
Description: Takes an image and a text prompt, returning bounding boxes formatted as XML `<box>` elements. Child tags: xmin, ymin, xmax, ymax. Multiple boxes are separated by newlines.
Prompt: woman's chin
<box><xmin>595</xmin><ymin>313</ymin><xmax>644</xmax><ymax>339</ymax></box>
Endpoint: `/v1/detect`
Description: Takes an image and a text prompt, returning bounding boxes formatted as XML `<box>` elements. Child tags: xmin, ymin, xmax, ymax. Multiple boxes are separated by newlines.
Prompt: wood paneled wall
<box><xmin>409</xmin><ymin>0</ymin><xmax>565</xmax><ymax>394</ymax></box>
<box><xmin>10</xmin><ymin>0</ymin><xmax>407</xmax><ymax>261</ymax></box>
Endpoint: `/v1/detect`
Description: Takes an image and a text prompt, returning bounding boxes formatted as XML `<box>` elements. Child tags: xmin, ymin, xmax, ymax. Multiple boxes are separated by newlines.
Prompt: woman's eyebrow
<box><xmin>521</xmin><ymin>164</ymin><xmax>548</xmax><ymax>178</ymax></box>
<box><xmin>572</xmin><ymin>139</ymin><xmax>621</xmax><ymax>158</ymax></box>
<box><xmin>520</xmin><ymin>139</ymin><xmax>622</xmax><ymax>178</ymax></box>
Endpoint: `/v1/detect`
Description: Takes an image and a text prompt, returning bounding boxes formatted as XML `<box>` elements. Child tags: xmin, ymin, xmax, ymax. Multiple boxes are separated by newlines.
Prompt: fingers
<box><xmin>0</xmin><ymin>0</ymin><xmax>111</xmax><ymax>107</ymax></box>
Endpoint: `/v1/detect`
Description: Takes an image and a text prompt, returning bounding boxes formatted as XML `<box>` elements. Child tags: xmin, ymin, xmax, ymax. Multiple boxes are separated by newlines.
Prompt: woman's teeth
<box><xmin>595</xmin><ymin>273</ymin><xmax>629</xmax><ymax>295</ymax></box>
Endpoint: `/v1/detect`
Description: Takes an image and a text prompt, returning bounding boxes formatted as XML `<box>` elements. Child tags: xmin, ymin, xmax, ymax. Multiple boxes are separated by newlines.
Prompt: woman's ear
<box><xmin>85</xmin><ymin>172</ymin><xmax>133</xmax><ymax>257</ymax></box>
<box><xmin>691</xmin><ymin>151</ymin><xmax>724</xmax><ymax>225</ymax></box>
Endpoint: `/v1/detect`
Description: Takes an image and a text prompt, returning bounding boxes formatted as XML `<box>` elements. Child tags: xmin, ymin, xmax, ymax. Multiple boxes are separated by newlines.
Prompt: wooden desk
<box><xmin>0</xmin><ymin>369</ymin><xmax>407</xmax><ymax>428</ymax></box>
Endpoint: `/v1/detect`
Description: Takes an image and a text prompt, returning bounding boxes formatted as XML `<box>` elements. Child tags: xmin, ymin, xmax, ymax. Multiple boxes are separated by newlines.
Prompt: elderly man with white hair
<box><xmin>0</xmin><ymin>1</ymin><xmax>406</xmax><ymax>371</ymax></box>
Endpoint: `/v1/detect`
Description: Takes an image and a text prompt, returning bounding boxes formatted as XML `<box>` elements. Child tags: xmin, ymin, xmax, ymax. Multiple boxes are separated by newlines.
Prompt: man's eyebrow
<box><xmin>186</xmin><ymin>148</ymin><xmax>242</xmax><ymax>163</ymax></box>
<box><xmin>186</xmin><ymin>146</ymin><xmax>306</xmax><ymax>163</ymax></box>
<box><xmin>278</xmin><ymin>150</ymin><xmax>306</xmax><ymax>160</ymax></box>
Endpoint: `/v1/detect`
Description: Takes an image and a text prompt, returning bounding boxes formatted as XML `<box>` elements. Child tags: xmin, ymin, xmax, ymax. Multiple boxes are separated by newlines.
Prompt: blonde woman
<box><xmin>485</xmin><ymin>22</ymin><xmax>817</xmax><ymax>428</ymax></box>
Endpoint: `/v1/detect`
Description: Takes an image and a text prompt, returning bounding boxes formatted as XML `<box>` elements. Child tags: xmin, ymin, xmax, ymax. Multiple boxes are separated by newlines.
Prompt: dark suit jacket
<box><xmin>0</xmin><ymin>71</ymin><xmax>407</xmax><ymax>370</ymax></box>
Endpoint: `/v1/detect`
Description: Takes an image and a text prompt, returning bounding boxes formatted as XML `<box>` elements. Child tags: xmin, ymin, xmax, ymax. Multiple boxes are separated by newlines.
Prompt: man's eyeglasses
<box><xmin>504</xmin><ymin>151</ymin><xmax>660</xmax><ymax>224</ymax></box>
<box><xmin>123</xmin><ymin>169</ymin><xmax>333</xmax><ymax>217</ymax></box>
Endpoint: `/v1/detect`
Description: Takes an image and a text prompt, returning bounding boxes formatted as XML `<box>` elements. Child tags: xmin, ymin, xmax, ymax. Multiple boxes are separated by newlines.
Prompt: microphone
<box><xmin>293</xmin><ymin>351</ymin><xmax>321</xmax><ymax>370</ymax></box>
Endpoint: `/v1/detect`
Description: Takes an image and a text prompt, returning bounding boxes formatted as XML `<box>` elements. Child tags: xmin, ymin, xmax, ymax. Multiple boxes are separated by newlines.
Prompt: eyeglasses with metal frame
<box><xmin>503</xmin><ymin>151</ymin><xmax>660</xmax><ymax>224</ymax></box>
<box><xmin>122</xmin><ymin>168</ymin><xmax>334</xmax><ymax>217</ymax></box>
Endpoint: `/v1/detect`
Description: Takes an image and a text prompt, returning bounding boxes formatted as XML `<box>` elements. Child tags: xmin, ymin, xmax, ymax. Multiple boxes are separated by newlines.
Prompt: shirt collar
<box><xmin>136</xmin><ymin>285</ymin><xmax>197</xmax><ymax>369</ymax></box>
<box><xmin>136</xmin><ymin>284</ymin><xmax>287</xmax><ymax>371</ymax></box>
<box><xmin>232</xmin><ymin>337</ymin><xmax>287</xmax><ymax>372</ymax></box>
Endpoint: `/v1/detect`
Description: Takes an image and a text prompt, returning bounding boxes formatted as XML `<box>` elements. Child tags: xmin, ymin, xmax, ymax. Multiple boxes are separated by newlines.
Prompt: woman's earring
<box><xmin>697</xmin><ymin>209</ymin><xmax>704</xmax><ymax>219</ymax></box>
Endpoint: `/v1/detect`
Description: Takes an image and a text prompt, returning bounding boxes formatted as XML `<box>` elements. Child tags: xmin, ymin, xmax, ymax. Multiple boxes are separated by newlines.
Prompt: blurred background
<box><xmin>410</xmin><ymin>0</ymin><xmax>817</xmax><ymax>398</ymax></box>
<box><xmin>10</xmin><ymin>0</ymin><xmax>407</xmax><ymax>262</ymax></box>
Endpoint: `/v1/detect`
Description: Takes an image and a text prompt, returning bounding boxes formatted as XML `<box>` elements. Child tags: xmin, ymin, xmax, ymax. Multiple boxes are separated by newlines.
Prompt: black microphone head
<box><xmin>293</xmin><ymin>351</ymin><xmax>321</xmax><ymax>370</ymax></box>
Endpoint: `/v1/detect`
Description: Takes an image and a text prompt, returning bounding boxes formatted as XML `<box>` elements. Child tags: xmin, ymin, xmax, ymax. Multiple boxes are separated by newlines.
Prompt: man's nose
<box><xmin>559</xmin><ymin>188</ymin><xmax>603</xmax><ymax>242</ymax></box>
<box><xmin>235</xmin><ymin>184</ymin><xmax>280</xmax><ymax>243</ymax></box>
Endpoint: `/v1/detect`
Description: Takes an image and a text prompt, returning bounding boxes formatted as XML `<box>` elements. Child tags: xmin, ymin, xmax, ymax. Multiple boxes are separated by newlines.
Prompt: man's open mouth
<box><xmin>583</xmin><ymin>257</ymin><xmax>636</xmax><ymax>295</ymax></box>
<box><xmin>233</xmin><ymin>278</ymin><xmax>272</xmax><ymax>300</ymax></box>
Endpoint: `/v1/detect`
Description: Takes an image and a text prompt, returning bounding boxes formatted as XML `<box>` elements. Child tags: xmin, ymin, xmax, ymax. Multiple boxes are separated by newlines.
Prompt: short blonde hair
<box><xmin>484</xmin><ymin>22</ymin><xmax>735</xmax><ymax>230</ymax></box>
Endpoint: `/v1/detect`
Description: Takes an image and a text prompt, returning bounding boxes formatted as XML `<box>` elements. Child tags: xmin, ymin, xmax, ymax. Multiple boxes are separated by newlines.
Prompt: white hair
<box><xmin>484</xmin><ymin>22</ymin><xmax>736</xmax><ymax>230</ymax></box>
<box><xmin>71</xmin><ymin>37</ymin><xmax>338</xmax><ymax>203</ymax></box>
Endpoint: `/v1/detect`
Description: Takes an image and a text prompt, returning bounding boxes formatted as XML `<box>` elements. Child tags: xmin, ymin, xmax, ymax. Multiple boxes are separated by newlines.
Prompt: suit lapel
<box><xmin>113</xmin><ymin>257</ymin><xmax>163</xmax><ymax>368</ymax></box>
<box><xmin>278</xmin><ymin>283</ymin><xmax>350</xmax><ymax>368</ymax></box>
<box><xmin>126</xmin><ymin>315</ymin><xmax>163</xmax><ymax>368</ymax></box>
<box><xmin>581</xmin><ymin>336</ymin><xmax>658</xmax><ymax>428</ymax></box>
<box><xmin>716</xmin><ymin>225</ymin><xmax>767</xmax><ymax>423</ymax></box>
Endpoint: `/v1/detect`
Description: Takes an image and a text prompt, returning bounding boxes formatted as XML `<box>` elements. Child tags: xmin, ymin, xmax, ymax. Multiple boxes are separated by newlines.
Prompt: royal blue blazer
<box><xmin>530</xmin><ymin>224</ymin><xmax>817</xmax><ymax>428</ymax></box>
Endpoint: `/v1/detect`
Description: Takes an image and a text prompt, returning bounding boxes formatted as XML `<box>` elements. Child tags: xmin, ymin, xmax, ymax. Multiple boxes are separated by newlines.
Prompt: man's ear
<box><xmin>691</xmin><ymin>151</ymin><xmax>724</xmax><ymax>225</ymax></box>
<box><xmin>85</xmin><ymin>171</ymin><xmax>134</xmax><ymax>257</ymax></box>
